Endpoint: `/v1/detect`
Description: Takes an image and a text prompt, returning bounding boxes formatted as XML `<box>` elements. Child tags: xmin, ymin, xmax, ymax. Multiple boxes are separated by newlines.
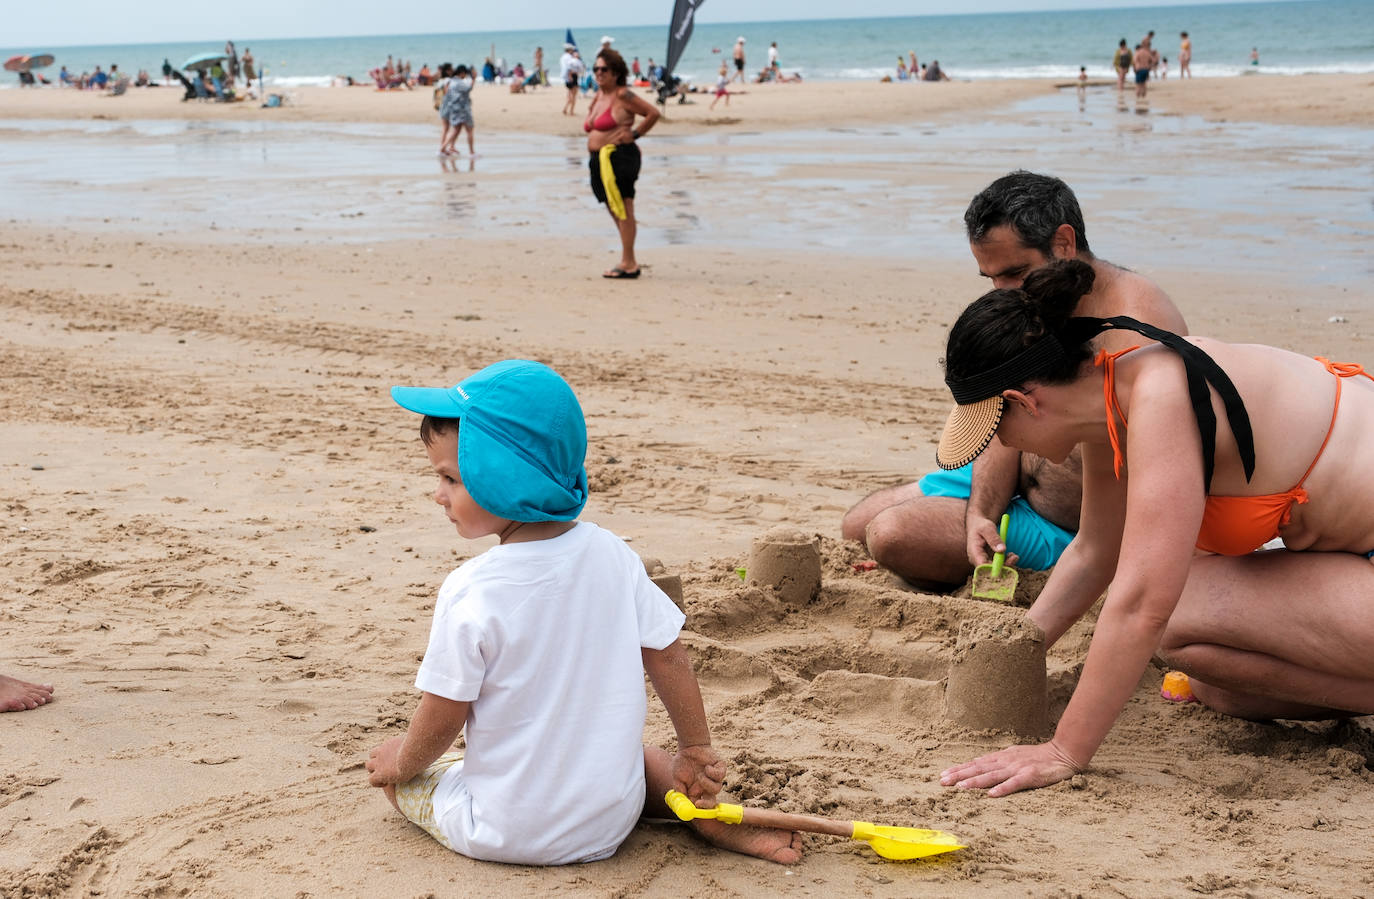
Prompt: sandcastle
<box><xmin>739</xmin><ymin>528</ymin><xmax>1050</xmax><ymax>739</ymax></box>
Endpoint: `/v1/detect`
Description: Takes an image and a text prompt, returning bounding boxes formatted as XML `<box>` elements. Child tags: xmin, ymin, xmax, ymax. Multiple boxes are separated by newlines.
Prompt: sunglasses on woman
<box><xmin>592</xmin><ymin>66</ymin><xmax>611</xmax><ymax>73</ymax></box>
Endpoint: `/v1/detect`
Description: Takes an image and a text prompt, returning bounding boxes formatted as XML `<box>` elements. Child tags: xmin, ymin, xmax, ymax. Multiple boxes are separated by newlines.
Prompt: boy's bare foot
<box><xmin>1</xmin><ymin>673</ymin><xmax>54</xmax><ymax>712</ymax></box>
<box><xmin>691</xmin><ymin>819</ymin><xmax>803</xmax><ymax>865</ymax></box>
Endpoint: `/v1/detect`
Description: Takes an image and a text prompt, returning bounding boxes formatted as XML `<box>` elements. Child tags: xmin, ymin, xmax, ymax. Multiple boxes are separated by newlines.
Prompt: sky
<box><xmin>6</xmin><ymin>0</ymin><xmax>1272</xmax><ymax>48</ymax></box>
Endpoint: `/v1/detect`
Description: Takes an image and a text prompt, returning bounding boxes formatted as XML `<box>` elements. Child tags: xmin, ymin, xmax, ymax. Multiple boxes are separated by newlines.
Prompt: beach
<box><xmin>3</xmin><ymin>74</ymin><xmax>1373</xmax><ymax>897</ymax></box>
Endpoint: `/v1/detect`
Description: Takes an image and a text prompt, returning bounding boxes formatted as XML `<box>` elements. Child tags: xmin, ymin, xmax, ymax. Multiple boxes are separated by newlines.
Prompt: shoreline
<box><xmin>0</xmin><ymin>73</ymin><xmax>1371</xmax><ymax>131</ymax></box>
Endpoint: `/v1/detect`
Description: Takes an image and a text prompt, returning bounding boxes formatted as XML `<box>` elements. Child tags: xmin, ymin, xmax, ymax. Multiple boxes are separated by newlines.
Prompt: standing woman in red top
<box><xmin>584</xmin><ymin>49</ymin><xmax>659</xmax><ymax>279</ymax></box>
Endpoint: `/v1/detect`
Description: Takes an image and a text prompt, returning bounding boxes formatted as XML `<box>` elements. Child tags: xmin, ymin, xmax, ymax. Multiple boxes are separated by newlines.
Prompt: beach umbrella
<box><xmin>565</xmin><ymin>28</ymin><xmax>577</xmax><ymax>49</ymax></box>
<box><xmin>181</xmin><ymin>52</ymin><xmax>228</xmax><ymax>72</ymax></box>
<box><xmin>26</xmin><ymin>54</ymin><xmax>54</xmax><ymax>70</ymax></box>
<box><xmin>4</xmin><ymin>55</ymin><xmax>31</xmax><ymax>72</ymax></box>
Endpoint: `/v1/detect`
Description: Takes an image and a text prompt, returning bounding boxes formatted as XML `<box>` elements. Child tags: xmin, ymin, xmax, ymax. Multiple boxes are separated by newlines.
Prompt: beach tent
<box><xmin>181</xmin><ymin>52</ymin><xmax>228</xmax><ymax>72</ymax></box>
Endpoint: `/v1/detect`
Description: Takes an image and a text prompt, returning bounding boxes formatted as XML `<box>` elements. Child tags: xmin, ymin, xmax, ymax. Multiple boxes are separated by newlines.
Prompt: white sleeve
<box><xmin>635</xmin><ymin>571</ymin><xmax>685</xmax><ymax>651</ymax></box>
<box><xmin>415</xmin><ymin>583</ymin><xmax>487</xmax><ymax>701</ymax></box>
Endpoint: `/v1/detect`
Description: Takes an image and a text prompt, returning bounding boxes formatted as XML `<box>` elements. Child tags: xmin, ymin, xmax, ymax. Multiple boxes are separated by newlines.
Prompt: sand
<box><xmin>3</xmin><ymin>74</ymin><xmax>1373</xmax><ymax>896</ymax></box>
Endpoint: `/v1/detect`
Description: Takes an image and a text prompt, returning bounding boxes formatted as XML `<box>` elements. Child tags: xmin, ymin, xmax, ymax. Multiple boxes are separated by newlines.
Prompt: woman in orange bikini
<box><xmin>934</xmin><ymin>259</ymin><xmax>1374</xmax><ymax>797</ymax></box>
<box><xmin>583</xmin><ymin>48</ymin><xmax>659</xmax><ymax>279</ymax></box>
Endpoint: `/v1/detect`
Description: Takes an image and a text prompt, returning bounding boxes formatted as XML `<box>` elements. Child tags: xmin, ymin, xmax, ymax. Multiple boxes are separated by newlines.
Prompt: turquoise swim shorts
<box><xmin>917</xmin><ymin>463</ymin><xmax>1075</xmax><ymax>571</ymax></box>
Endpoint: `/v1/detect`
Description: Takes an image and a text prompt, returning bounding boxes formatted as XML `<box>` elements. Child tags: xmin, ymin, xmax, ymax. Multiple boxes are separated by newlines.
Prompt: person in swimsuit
<box><xmin>842</xmin><ymin>171</ymin><xmax>1186</xmax><ymax>590</ymax></box>
<box><xmin>583</xmin><ymin>48</ymin><xmax>659</xmax><ymax>279</ymax></box>
<box><xmin>934</xmin><ymin>259</ymin><xmax>1374</xmax><ymax>798</ymax></box>
<box><xmin>1178</xmin><ymin>32</ymin><xmax>1191</xmax><ymax>79</ymax></box>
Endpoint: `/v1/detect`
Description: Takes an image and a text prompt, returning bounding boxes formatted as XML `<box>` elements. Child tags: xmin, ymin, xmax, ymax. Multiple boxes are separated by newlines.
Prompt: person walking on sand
<box><xmin>1251</xmin><ymin>47</ymin><xmax>1260</xmax><ymax>67</ymax></box>
<box><xmin>242</xmin><ymin>48</ymin><xmax>256</xmax><ymax>83</ymax></box>
<box><xmin>2</xmin><ymin>672</ymin><xmax>53</xmax><ymax>712</ymax></box>
<box><xmin>1113</xmin><ymin>39</ymin><xmax>1132</xmax><ymax>90</ymax></box>
<box><xmin>439</xmin><ymin>65</ymin><xmax>475</xmax><ymax>156</ymax></box>
<box><xmin>1179</xmin><ymin>32</ymin><xmax>1192</xmax><ymax>78</ymax></box>
<box><xmin>367</xmin><ymin>360</ymin><xmax>803</xmax><ymax>865</ymax></box>
<box><xmin>768</xmin><ymin>41</ymin><xmax>779</xmax><ymax>69</ymax></box>
<box><xmin>560</xmin><ymin>44</ymin><xmax>584</xmax><ymax>115</ymax></box>
<box><xmin>730</xmin><ymin>36</ymin><xmax>746</xmax><ymax>84</ymax></box>
<box><xmin>909</xmin><ymin>50</ymin><xmax>918</xmax><ymax>77</ymax></box>
<box><xmin>842</xmin><ymin>171</ymin><xmax>1185</xmax><ymax>590</ymax></box>
<box><xmin>584</xmin><ymin>49</ymin><xmax>658</xmax><ymax>279</ymax></box>
<box><xmin>533</xmin><ymin>46</ymin><xmax>544</xmax><ymax>87</ymax></box>
<box><xmin>1132</xmin><ymin>43</ymin><xmax>1151</xmax><ymax>99</ymax></box>
<box><xmin>709</xmin><ymin>62</ymin><xmax>731</xmax><ymax>109</ymax></box>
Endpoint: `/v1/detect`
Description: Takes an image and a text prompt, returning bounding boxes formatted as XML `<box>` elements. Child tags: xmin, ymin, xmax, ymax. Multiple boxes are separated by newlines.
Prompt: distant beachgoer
<box><xmin>584</xmin><ymin>48</ymin><xmax>659</xmax><ymax>279</ymax></box>
<box><xmin>417</xmin><ymin>64</ymin><xmax>432</xmax><ymax>86</ymax></box>
<box><xmin>1160</xmin><ymin>57</ymin><xmax>1169</xmax><ymax>80</ymax></box>
<box><xmin>631</xmin><ymin>56</ymin><xmax>641</xmax><ymax>79</ymax></box>
<box><xmin>709</xmin><ymin>62</ymin><xmax>730</xmax><ymax>109</ymax></box>
<box><xmin>896</xmin><ymin>57</ymin><xmax>909</xmax><ymax>80</ymax></box>
<box><xmin>242</xmin><ymin>48</ymin><xmax>256</xmax><ymax>82</ymax></box>
<box><xmin>91</xmin><ymin>66</ymin><xmax>108</xmax><ymax>89</ymax></box>
<box><xmin>909</xmin><ymin>50</ymin><xmax>918</xmax><ymax>75</ymax></box>
<box><xmin>226</xmin><ymin>41</ymin><xmax>239</xmax><ymax>85</ymax></box>
<box><xmin>60</xmin><ymin>66</ymin><xmax>73</xmax><ymax>86</ymax></box>
<box><xmin>600</xmin><ymin>35</ymin><xmax>615</xmax><ymax>55</ymax></box>
<box><xmin>1251</xmin><ymin>47</ymin><xmax>1260</xmax><ymax>67</ymax></box>
<box><xmin>439</xmin><ymin>64</ymin><xmax>475</xmax><ymax>157</ymax></box>
<box><xmin>730</xmin><ymin>37</ymin><xmax>746</xmax><ymax>84</ymax></box>
<box><xmin>534</xmin><ymin>46</ymin><xmax>544</xmax><ymax>86</ymax></box>
<box><xmin>560</xmin><ymin>44</ymin><xmax>584</xmax><ymax>115</ymax></box>
<box><xmin>768</xmin><ymin>41</ymin><xmax>778</xmax><ymax>68</ymax></box>
<box><xmin>1179</xmin><ymin>32</ymin><xmax>1191</xmax><ymax>78</ymax></box>
<box><xmin>1</xmin><ymin>672</ymin><xmax>52</xmax><ymax>712</ymax></box>
<box><xmin>1113</xmin><ymin>39</ymin><xmax>1132</xmax><ymax>90</ymax></box>
<box><xmin>923</xmin><ymin>60</ymin><xmax>949</xmax><ymax>81</ymax></box>
<box><xmin>161</xmin><ymin>58</ymin><xmax>172</xmax><ymax>84</ymax></box>
<box><xmin>1077</xmin><ymin>65</ymin><xmax>1087</xmax><ymax>99</ymax></box>
<box><xmin>1132</xmin><ymin>44</ymin><xmax>1151</xmax><ymax>98</ymax></box>
<box><xmin>918</xmin><ymin>64</ymin><xmax>927</xmax><ymax>79</ymax></box>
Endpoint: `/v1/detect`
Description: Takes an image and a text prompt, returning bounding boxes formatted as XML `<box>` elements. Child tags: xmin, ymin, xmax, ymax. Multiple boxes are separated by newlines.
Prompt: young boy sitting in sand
<box><xmin>366</xmin><ymin>360</ymin><xmax>801</xmax><ymax>866</ymax></box>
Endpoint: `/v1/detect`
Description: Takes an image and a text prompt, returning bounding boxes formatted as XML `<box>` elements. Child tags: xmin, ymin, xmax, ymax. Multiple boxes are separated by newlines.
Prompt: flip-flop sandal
<box><xmin>603</xmin><ymin>268</ymin><xmax>641</xmax><ymax>279</ymax></box>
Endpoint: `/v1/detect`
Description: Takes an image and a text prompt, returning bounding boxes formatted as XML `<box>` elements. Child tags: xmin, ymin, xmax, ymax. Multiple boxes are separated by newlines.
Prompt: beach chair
<box><xmin>107</xmin><ymin>77</ymin><xmax>129</xmax><ymax>96</ymax></box>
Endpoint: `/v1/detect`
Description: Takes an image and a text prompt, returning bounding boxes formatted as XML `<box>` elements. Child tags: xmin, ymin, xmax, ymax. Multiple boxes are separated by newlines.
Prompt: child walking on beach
<box><xmin>439</xmin><ymin>64</ymin><xmax>475</xmax><ymax>156</ymax></box>
<box><xmin>366</xmin><ymin>360</ymin><xmax>801</xmax><ymax>866</ymax></box>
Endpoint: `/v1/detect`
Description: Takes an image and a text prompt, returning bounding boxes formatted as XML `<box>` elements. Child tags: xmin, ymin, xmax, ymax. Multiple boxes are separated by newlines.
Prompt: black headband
<box><xmin>946</xmin><ymin>315</ymin><xmax>1255</xmax><ymax>491</ymax></box>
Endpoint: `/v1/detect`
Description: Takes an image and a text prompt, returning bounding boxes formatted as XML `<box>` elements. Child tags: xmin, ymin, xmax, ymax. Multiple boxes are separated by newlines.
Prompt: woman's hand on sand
<box><xmin>672</xmin><ymin>744</ymin><xmax>726</xmax><ymax>807</ymax></box>
<box><xmin>365</xmin><ymin>735</ymin><xmax>406</xmax><ymax>787</ymax></box>
<box><xmin>940</xmin><ymin>741</ymin><xmax>1081</xmax><ymax>797</ymax></box>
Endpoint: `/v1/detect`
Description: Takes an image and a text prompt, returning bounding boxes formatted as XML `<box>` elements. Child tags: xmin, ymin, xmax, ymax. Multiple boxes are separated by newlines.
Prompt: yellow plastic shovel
<box><xmin>971</xmin><ymin>512</ymin><xmax>1018</xmax><ymax>602</ymax></box>
<box><xmin>663</xmin><ymin>790</ymin><xmax>964</xmax><ymax>861</ymax></box>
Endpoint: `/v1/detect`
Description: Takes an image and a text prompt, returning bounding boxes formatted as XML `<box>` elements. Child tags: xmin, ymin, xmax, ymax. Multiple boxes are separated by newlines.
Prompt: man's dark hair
<box><xmin>963</xmin><ymin>170</ymin><xmax>1091</xmax><ymax>256</ymax></box>
<box><xmin>420</xmin><ymin>416</ymin><xmax>459</xmax><ymax>446</ymax></box>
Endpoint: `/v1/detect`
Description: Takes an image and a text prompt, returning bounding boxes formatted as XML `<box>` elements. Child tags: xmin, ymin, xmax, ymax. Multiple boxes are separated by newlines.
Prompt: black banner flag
<box><xmin>664</xmin><ymin>0</ymin><xmax>704</xmax><ymax>80</ymax></box>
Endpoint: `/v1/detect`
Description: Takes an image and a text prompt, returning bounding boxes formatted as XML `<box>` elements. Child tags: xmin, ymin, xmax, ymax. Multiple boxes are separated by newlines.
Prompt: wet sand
<box><xmin>2</xmin><ymin>75</ymin><xmax>1373</xmax><ymax>896</ymax></box>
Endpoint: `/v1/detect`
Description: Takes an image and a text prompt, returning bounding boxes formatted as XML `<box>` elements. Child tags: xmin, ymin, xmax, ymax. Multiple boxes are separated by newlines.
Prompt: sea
<box><xmin>2</xmin><ymin>0</ymin><xmax>1372</xmax><ymax>88</ymax></box>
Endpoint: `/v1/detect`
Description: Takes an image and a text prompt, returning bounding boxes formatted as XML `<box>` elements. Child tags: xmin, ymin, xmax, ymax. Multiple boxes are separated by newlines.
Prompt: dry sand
<box><xmin>3</xmin><ymin>75</ymin><xmax>1373</xmax><ymax>897</ymax></box>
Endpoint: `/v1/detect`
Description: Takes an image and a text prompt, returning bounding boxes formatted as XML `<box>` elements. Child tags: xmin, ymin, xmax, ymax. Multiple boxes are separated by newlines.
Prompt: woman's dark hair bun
<box><xmin>1020</xmin><ymin>259</ymin><xmax>1095</xmax><ymax>330</ymax></box>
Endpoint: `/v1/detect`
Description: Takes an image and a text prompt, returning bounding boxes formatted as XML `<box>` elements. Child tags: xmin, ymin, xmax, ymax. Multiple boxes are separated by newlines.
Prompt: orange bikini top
<box><xmin>1100</xmin><ymin>350</ymin><xmax>1373</xmax><ymax>555</ymax></box>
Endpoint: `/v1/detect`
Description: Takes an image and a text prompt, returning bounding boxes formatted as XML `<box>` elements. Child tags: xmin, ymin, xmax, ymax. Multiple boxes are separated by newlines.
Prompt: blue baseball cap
<box><xmin>391</xmin><ymin>360</ymin><xmax>588</xmax><ymax>522</ymax></box>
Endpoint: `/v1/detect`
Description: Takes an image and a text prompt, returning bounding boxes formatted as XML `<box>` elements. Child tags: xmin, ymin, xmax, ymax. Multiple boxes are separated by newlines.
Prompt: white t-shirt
<box><xmin>416</xmin><ymin>522</ymin><xmax>685</xmax><ymax>865</ymax></box>
<box><xmin>768</xmin><ymin>45</ymin><xmax>778</xmax><ymax>65</ymax></box>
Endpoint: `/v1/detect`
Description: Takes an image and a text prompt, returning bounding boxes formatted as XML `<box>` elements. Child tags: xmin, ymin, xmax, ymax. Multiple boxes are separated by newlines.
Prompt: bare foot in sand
<box><xmin>691</xmin><ymin>818</ymin><xmax>804</xmax><ymax>865</ymax></box>
<box><xmin>1</xmin><ymin>673</ymin><xmax>54</xmax><ymax>712</ymax></box>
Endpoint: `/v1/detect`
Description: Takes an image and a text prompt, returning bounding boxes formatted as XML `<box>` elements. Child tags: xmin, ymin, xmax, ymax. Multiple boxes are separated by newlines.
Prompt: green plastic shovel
<box><xmin>971</xmin><ymin>512</ymin><xmax>1018</xmax><ymax>602</ymax></box>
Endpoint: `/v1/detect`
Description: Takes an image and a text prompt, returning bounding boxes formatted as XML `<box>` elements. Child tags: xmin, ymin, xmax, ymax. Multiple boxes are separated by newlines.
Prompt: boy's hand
<box><xmin>671</xmin><ymin>744</ymin><xmax>725</xmax><ymax>807</ymax></box>
<box><xmin>366</xmin><ymin>736</ymin><xmax>406</xmax><ymax>787</ymax></box>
